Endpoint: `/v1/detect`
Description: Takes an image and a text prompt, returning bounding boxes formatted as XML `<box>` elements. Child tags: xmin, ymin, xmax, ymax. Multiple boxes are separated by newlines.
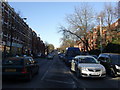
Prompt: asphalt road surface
<box><xmin>2</xmin><ymin>55</ymin><xmax>120</xmax><ymax>89</ymax></box>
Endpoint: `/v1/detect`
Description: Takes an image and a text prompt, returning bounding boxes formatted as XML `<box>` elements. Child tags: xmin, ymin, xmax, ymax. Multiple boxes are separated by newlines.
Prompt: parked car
<box><xmin>89</xmin><ymin>55</ymin><xmax>98</xmax><ymax>59</ymax></box>
<box><xmin>64</xmin><ymin>47</ymin><xmax>81</xmax><ymax>66</ymax></box>
<box><xmin>2</xmin><ymin>56</ymin><xmax>39</xmax><ymax>81</ymax></box>
<box><xmin>71</xmin><ymin>55</ymin><xmax>106</xmax><ymax>78</ymax></box>
<box><xmin>58</xmin><ymin>53</ymin><xmax>65</xmax><ymax>60</ymax></box>
<box><xmin>47</xmin><ymin>53</ymin><xmax>54</xmax><ymax>59</ymax></box>
<box><xmin>98</xmin><ymin>53</ymin><xmax>120</xmax><ymax>77</ymax></box>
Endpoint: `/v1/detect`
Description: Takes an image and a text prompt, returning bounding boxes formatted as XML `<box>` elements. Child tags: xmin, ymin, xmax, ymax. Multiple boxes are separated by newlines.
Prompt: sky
<box><xmin>8</xmin><ymin>1</ymin><xmax>117</xmax><ymax>48</ymax></box>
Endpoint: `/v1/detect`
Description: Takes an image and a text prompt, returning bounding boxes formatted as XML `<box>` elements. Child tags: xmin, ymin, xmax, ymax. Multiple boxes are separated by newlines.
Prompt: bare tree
<box><xmin>59</xmin><ymin>3</ymin><xmax>95</xmax><ymax>52</ymax></box>
<box><xmin>102</xmin><ymin>3</ymin><xmax>118</xmax><ymax>42</ymax></box>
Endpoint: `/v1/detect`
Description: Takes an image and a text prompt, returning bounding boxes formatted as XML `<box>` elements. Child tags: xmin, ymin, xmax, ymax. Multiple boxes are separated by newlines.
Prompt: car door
<box><xmin>28</xmin><ymin>58</ymin><xmax>37</xmax><ymax>74</ymax></box>
<box><xmin>71</xmin><ymin>58</ymin><xmax>78</xmax><ymax>72</ymax></box>
<box><xmin>24</xmin><ymin>58</ymin><xmax>33</xmax><ymax>74</ymax></box>
<box><xmin>32</xmin><ymin>58</ymin><xmax>39</xmax><ymax>73</ymax></box>
<box><xmin>98</xmin><ymin>56</ymin><xmax>106</xmax><ymax>66</ymax></box>
<box><xmin>71</xmin><ymin>59</ymin><xmax>76</xmax><ymax>71</ymax></box>
<box><xmin>105</xmin><ymin>56</ymin><xmax>111</xmax><ymax>69</ymax></box>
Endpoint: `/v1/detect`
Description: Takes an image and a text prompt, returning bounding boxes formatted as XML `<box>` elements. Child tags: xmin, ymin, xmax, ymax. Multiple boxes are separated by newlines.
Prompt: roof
<box><xmin>101</xmin><ymin>53</ymin><xmax>120</xmax><ymax>55</ymax></box>
<box><xmin>6</xmin><ymin>56</ymin><xmax>33</xmax><ymax>60</ymax></box>
<box><xmin>75</xmin><ymin>55</ymin><xmax>94</xmax><ymax>58</ymax></box>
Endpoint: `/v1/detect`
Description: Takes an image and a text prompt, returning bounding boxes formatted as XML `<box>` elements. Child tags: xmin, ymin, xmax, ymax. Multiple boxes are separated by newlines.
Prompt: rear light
<box><xmin>21</xmin><ymin>68</ymin><xmax>28</xmax><ymax>73</ymax></box>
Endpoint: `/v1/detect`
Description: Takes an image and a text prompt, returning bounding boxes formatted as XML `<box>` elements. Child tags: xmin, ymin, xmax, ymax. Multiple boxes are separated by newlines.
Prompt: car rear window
<box><xmin>111</xmin><ymin>55</ymin><xmax>120</xmax><ymax>64</ymax></box>
<box><xmin>79</xmin><ymin>57</ymin><xmax>98</xmax><ymax>64</ymax></box>
<box><xmin>3</xmin><ymin>58</ymin><xmax>23</xmax><ymax>65</ymax></box>
<box><xmin>66</xmin><ymin>48</ymin><xmax>81</xmax><ymax>57</ymax></box>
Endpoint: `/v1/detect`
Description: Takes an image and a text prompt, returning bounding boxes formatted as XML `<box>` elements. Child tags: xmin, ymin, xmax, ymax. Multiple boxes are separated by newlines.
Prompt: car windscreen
<box><xmin>79</xmin><ymin>57</ymin><xmax>99</xmax><ymax>64</ymax></box>
<box><xmin>66</xmin><ymin>48</ymin><xmax>81</xmax><ymax>57</ymax></box>
<box><xmin>111</xmin><ymin>55</ymin><xmax>120</xmax><ymax>64</ymax></box>
<box><xmin>3</xmin><ymin>58</ymin><xmax>23</xmax><ymax>65</ymax></box>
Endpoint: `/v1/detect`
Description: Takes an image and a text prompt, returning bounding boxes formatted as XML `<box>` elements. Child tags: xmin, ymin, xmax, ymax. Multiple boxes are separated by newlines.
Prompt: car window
<box><xmin>3</xmin><ymin>58</ymin><xmax>23</xmax><ymax>65</ymax></box>
<box><xmin>105</xmin><ymin>57</ymin><xmax>111</xmax><ymax>63</ymax></box>
<box><xmin>24</xmin><ymin>58</ymin><xmax>31</xmax><ymax>65</ymax></box>
<box><xmin>66</xmin><ymin>48</ymin><xmax>81</xmax><ymax>57</ymax></box>
<box><xmin>98</xmin><ymin>57</ymin><xmax>106</xmax><ymax>61</ymax></box>
<box><xmin>110</xmin><ymin>55</ymin><xmax>120</xmax><ymax>64</ymax></box>
<box><xmin>78</xmin><ymin>57</ymin><xmax>98</xmax><ymax>64</ymax></box>
<box><xmin>29</xmin><ymin>58</ymin><xmax>34</xmax><ymax>64</ymax></box>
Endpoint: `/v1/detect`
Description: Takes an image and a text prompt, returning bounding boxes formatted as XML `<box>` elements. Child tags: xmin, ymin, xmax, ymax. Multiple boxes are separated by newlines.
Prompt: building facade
<box><xmin>1</xmin><ymin>1</ymin><xmax>45</xmax><ymax>58</ymax></box>
<box><xmin>74</xmin><ymin>19</ymin><xmax>120</xmax><ymax>52</ymax></box>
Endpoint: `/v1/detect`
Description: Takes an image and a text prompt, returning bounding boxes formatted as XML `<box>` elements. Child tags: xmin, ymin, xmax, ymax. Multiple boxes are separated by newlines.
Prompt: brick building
<box><xmin>74</xmin><ymin>18</ymin><xmax>120</xmax><ymax>52</ymax></box>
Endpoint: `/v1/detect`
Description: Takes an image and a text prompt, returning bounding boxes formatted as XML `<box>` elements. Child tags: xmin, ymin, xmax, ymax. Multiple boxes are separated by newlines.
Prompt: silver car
<box><xmin>71</xmin><ymin>55</ymin><xmax>106</xmax><ymax>78</ymax></box>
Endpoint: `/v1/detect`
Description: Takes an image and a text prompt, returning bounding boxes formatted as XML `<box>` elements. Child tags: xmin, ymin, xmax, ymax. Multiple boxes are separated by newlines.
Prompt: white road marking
<box><xmin>41</xmin><ymin>60</ymin><xmax>54</xmax><ymax>80</ymax></box>
<box><xmin>45</xmin><ymin>79</ymin><xmax>74</xmax><ymax>85</ymax></box>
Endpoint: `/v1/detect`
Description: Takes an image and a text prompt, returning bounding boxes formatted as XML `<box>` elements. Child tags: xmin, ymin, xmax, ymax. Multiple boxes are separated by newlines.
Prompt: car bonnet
<box><xmin>78</xmin><ymin>63</ymin><xmax>104</xmax><ymax>69</ymax></box>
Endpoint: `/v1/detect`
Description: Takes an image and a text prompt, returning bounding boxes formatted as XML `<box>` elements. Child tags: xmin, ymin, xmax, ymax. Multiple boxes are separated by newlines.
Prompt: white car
<box><xmin>71</xmin><ymin>55</ymin><xmax>106</xmax><ymax>78</ymax></box>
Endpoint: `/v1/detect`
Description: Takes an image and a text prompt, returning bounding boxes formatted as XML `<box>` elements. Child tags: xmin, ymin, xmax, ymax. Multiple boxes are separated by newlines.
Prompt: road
<box><xmin>2</xmin><ymin>55</ymin><xmax>120</xmax><ymax>89</ymax></box>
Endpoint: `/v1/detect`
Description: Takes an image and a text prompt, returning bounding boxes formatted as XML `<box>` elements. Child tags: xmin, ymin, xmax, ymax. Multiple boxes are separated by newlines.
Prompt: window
<box><xmin>111</xmin><ymin>55</ymin><xmax>120</xmax><ymax>64</ymax></box>
<box><xmin>78</xmin><ymin>57</ymin><xmax>98</xmax><ymax>64</ymax></box>
<box><xmin>29</xmin><ymin>58</ymin><xmax>34</xmax><ymax>64</ymax></box>
<box><xmin>3</xmin><ymin>58</ymin><xmax>23</xmax><ymax>65</ymax></box>
<box><xmin>24</xmin><ymin>58</ymin><xmax>31</xmax><ymax>65</ymax></box>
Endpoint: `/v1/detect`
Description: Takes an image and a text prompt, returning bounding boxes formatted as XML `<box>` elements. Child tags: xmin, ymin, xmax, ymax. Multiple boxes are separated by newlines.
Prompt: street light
<box><xmin>91</xmin><ymin>16</ymin><xmax>103</xmax><ymax>53</ymax></box>
<box><xmin>98</xmin><ymin>16</ymin><xmax>103</xmax><ymax>53</ymax></box>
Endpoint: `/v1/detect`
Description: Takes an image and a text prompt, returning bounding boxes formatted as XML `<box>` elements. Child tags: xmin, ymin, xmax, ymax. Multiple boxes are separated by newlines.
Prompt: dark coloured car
<box><xmin>64</xmin><ymin>47</ymin><xmax>81</xmax><ymax>66</ymax></box>
<box><xmin>58</xmin><ymin>53</ymin><xmax>65</xmax><ymax>60</ymax></box>
<box><xmin>2</xmin><ymin>56</ymin><xmax>39</xmax><ymax>81</ymax></box>
<box><xmin>47</xmin><ymin>53</ymin><xmax>55</xmax><ymax>60</ymax></box>
<box><xmin>89</xmin><ymin>55</ymin><xmax>98</xmax><ymax>59</ymax></box>
<box><xmin>98</xmin><ymin>53</ymin><xmax>120</xmax><ymax>77</ymax></box>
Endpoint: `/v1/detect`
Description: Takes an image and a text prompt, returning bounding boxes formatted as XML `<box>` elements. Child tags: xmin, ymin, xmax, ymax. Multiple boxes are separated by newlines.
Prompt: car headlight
<box><xmin>115</xmin><ymin>65</ymin><xmax>120</xmax><ymax>69</ymax></box>
<box><xmin>81</xmin><ymin>67</ymin><xmax>88</xmax><ymax>71</ymax></box>
<box><xmin>101</xmin><ymin>67</ymin><xmax>106</xmax><ymax>72</ymax></box>
<box><xmin>102</xmin><ymin>68</ymin><xmax>106</xmax><ymax>72</ymax></box>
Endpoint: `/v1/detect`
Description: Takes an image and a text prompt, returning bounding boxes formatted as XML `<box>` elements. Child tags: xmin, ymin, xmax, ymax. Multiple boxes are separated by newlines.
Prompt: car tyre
<box><xmin>36</xmin><ymin>67</ymin><xmax>39</xmax><ymax>75</ymax></box>
<box><xmin>27</xmin><ymin>72</ymin><xmax>32</xmax><ymax>81</ymax></box>
<box><xmin>76</xmin><ymin>69</ymin><xmax>81</xmax><ymax>78</ymax></box>
<box><xmin>110</xmin><ymin>69</ymin><xmax>116</xmax><ymax>78</ymax></box>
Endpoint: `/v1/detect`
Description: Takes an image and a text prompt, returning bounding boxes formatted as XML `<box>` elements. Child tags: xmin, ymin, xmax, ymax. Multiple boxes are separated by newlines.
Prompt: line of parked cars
<box><xmin>58</xmin><ymin>47</ymin><xmax>120</xmax><ymax>78</ymax></box>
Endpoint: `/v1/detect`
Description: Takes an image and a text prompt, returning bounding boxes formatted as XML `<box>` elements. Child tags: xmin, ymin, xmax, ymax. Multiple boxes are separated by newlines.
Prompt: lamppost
<box><xmin>92</xmin><ymin>16</ymin><xmax>103</xmax><ymax>53</ymax></box>
<box><xmin>99</xmin><ymin>17</ymin><xmax>103</xmax><ymax>53</ymax></box>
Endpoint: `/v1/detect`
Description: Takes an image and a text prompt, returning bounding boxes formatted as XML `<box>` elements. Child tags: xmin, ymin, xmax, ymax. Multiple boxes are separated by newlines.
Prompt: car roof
<box><xmin>6</xmin><ymin>56</ymin><xmax>32</xmax><ymax>60</ymax></box>
<box><xmin>99</xmin><ymin>53</ymin><xmax>120</xmax><ymax>57</ymax></box>
<box><xmin>75</xmin><ymin>55</ymin><xmax>94</xmax><ymax>58</ymax></box>
<box><xmin>5</xmin><ymin>57</ymin><xmax>24</xmax><ymax>60</ymax></box>
<box><xmin>100</xmin><ymin>53</ymin><xmax>120</xmax><ymax>55</ymax></box>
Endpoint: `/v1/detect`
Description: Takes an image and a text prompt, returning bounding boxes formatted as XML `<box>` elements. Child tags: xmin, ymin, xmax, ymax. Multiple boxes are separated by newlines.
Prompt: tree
<box><xmin>59</xmin><ymin>3</ymin><xmax>95</xmax><ymax>52</ymax></box>
<box><xmin>48</xmin><ymin>44</ymin><xmax>55</xmax><ymax>53</ymax></box>
<box><xmin>59</xmin><ymin>37</ymin><xmax>75</xmax><ymax>52</ymax></box>
<box><xmin>102</xmin><ymin>3</ymin><xmax>118</xmax><ymax>43</ymax></box>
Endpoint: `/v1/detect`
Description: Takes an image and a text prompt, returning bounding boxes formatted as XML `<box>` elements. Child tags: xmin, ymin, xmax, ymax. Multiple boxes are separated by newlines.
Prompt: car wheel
<box><xmin>110</xmin><ymin>69</ymin><xmax>116</xmax><ymax>77</ymax></box>
<box><xmin>27</xmin><ymin>72</ymin><xmax>32</xmax><ymax>81</ymax></box>
<box><xmin>36</xmin><ymin>67</ymin><xmax>39</xmax><ymax>75</ymax></box>
<box><xmin>76</xmin><ymin>69</ymin><xmax>81</xmax><ymax>78</ymax></box>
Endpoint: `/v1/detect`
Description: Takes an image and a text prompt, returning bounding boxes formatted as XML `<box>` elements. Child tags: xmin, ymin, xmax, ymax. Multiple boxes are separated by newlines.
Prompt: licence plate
<box><xmin>91</xmin><ymin>73</ymin><xmax>99</xmax><ymax>75</ymax></box>
<box><xmin>5</xmin><ymin>69</ymin><xmax>16</xmax><ymax>72</ymax></box>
